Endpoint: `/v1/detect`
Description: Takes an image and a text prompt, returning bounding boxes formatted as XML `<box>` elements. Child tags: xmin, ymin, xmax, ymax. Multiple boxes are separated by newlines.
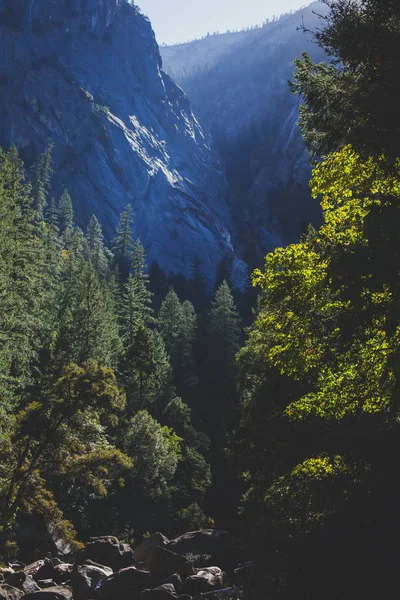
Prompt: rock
<box><xmin>8</xmin><ymin>563</ymin><xmax>24</xmax><ymax>572</ymax></box>
<box><xmin>0</xmin><ymin>570</ymin><xmax>14</xmax><ymax>580</ymax></box>
<box><xmin>71</xmin><ymin>562</ymin><xmax>113</xmax><ymax>600</ymax></box>
<box><xmin>23</xmin><ymin>561</ymin><xmax>46</xmax><ymax>579</ymax></box>
<box><xmin>181</xmin><ymin>567</ymin><xmax>225</xmax><ymax>595</ymax></box>
<box><xmin>161</xmin><ymin>574</ymin><xmax>182</xmax><ymax>593</ymax></box>
<box><xmin>133</xmin><ymin>534</ymin><xmax>169</xmax><ymax>563</ymax></box>
<box><xmin>96</xmin><ymin>566</ymin><xmax>152</xmax><ymax>600</ymax></box>
<box><xmin>176</xmin><ymin>596</ymin><xmax>192</xmax><ymax>600</ymax></box>
<box><xmin>140</xmin><ymin>584</ymin><xmax>178</xmax><ymax>599</ymax></box>
<box><xmin>168</xmin><ymin>530</ymin><xmax>242</xmax><ymax>571</ymax></box>
<box><xmin>84</xmin><ymin>536</ymin><xmax>134</xmax><ymax>571</ymax></box>
<box><xmin>143</xmin><ymin>546</ymin><xmax>194</xmax><ymax>580</ymax></box>
<box><xmin>52</xmin><ymin>564</ymin><xmax>73</xmax><ymax>584</ymax></box>
<box><xmin>16</xmin><ymin>515</ymin><xmax>72</xmax><ymax>560</ymax></box>
<box><xmin>0</xmin><ymin>584</ymin><xmax>24</xmax><ymax>599</ymax></box>
<box><xmin>21</xmin><ymin>587</ymin><xmax>73</xmax><ymax>600</ymax></box>
<box><xmin>5</xmin><ymin>572</ymin><xmax>40</xmax><ymax>594</ymax></box>
<box><xmin>37</xmin><ymin>581</ymin><xmax>56</xmax><ymax>589</ymax></box>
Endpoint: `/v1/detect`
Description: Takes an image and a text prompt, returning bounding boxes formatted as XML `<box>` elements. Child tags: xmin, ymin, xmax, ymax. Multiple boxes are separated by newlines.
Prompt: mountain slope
<box><xmin>0</xmin><ymin>0</ymin><xmax>240</xmax><ymax>284</ymax></box>
<box><xmin>161</xmin><ymin>3</ymin><xmax>327</xmax><ymax>263</ymax></box>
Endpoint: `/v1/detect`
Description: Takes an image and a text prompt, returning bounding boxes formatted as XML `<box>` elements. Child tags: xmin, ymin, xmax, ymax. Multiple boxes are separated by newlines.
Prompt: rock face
<box><xmin>0</xmin><ymin>0</ymin><xmax>240</xmax><ymax>286</ymax></box>
<box><xmin>161</xmin><ymin>3</ymin><xmax>328</xmax><ymax>260</ymax></box>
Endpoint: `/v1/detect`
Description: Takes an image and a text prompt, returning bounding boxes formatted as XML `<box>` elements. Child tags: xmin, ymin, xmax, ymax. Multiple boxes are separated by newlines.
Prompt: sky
<box><xmin>137</xmin><ymin>0</ymin><xmax>309</xmax><ymax>45</ymax></box>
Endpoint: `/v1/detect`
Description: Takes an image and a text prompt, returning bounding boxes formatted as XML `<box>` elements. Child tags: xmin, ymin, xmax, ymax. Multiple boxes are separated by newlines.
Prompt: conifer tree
<box><xmin>158</xmin><ymin>288</ymin><xmax>184</xmax><ymax>362</ymax></box>
<box><xmin>32</xmin><ymin>140</ymin><xmax>54</xmax><ymax>221</ymax></box>
<box><xmin>86</xmin><ymin>214</ymin><xmax>109</xmax><ymax>279</ymax></box>
<box><xmin>112</xmin><ymin>204</ymin><xmax>134</xmax><ymax>281</ymax></box>
<box><xmin>54</xmin><ymin>260</ymin><xmax>120</xmax><ymax>369</ymax></box>
<box><xmin>58</xmin><ymin>189</ymin><xmax>73</xmax><ymax>234</ymax></box>
<box><xmin>0</xmin><ymin>146</ymin><xmax>45</xmax><ymax>399</ymax></box>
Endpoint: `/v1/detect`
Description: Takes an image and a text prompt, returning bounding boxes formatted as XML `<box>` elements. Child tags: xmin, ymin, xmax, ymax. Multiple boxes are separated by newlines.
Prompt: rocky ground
<box><xmin>0</xmin><ymin>530</ymin><xmax>249</xmax><ymax>599</ymax></box>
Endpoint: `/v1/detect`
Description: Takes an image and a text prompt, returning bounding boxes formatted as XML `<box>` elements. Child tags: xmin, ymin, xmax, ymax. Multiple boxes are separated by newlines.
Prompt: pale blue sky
<box><xmin>137</xmin><ymin>0</ymin><xmax>309</xmax><ymax>45</ymax></box>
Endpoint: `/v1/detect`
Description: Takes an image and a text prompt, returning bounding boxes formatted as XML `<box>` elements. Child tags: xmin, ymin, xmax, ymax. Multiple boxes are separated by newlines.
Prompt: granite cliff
<box><xmin>161</xmin><ymin>3</ymin><xmax>328</xmax><ymax>263</ymax></box>
<box><xmin>0</xmin><ymin>0</ymin><xmax>239</xmax><ymax>284</ymax></box>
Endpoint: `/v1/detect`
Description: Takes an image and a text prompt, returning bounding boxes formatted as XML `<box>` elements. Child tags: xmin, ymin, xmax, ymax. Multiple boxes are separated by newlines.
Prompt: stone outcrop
<box><xmin>3</xmin><ymin>529</ymin><xmax>244</xmax><ymax>599</ymax></box>
<box><xmin>83</xmin><ymin>536</ymin><xmax>133</xmax><ymax>571</ymax></box>
<box><xmin>0</xmin><ymin>0</ymin><xmax>243</xmax><ymax>286</ymax></box>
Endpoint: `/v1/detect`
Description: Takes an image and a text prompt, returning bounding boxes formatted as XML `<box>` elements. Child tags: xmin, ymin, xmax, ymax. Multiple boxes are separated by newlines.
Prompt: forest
<box><xmin>1</xmin><ymin>0</ymin><xmax>400</xmax><ymax>598</ymax></box>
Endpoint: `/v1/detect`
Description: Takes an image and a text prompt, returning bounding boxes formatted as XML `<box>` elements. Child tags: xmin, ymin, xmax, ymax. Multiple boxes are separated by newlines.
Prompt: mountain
<box><xmin>0</xmin><ymin>0</ymin><xmax>242</xmax><ymax>285</ymax></box>
<box><xmin>161</xmin><ymin>3</ymin><xmax>328</xmax><ymax>264</ymax></box>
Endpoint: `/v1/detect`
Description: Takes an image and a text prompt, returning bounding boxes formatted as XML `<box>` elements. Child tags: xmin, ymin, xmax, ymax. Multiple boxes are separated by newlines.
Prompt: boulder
<box><xmin>168</xmin><ymin>531</ymin><xmax>242</xmax><ymax>571</ymax></box>
<box><xmin>23</xmin><ymin>560</ymin><xmax>59</xmax><ymax>582</ymax></box>
<box><xmin>71</xmin><ymin>562</ymin><xmax>113</xmax><ymax>600</ymax></box>
<box><xmin>84</xmin><ymin>536</ymin><xmax>134</xmax><ymax>571</ymax></box>
<box><xmin>37</xmin><ymin>581</ymin><xmax>56</xmax><ymax>589</ymax></box>
<box><xmin>23</xmin><ymin>562</ymin><xmax>45</xmax><ymax>579</ymax></box>
<box><xmin>0</xmin><ymin>584</ymin><xmax>24</xmax><ymax>599</ymax></box>
<box><xmin>181</xmin><ymin>567</ymin><xmax>225</xmax><ymax>595</ymax></box>
<box><xmin>133</xmin><ymin>534</ymin><xmax>169</xmax><ymax>563</ymax></box>
<box><xmin>8</xmin><ymin>563</ymin><xmax>24</xmax><ymax>572</ymax></box>
<box><xmin>16</xmin><ymin>515</ymin><xmax>72</xmax><ymax>561</ymax></box>
<box><xmin>52</xmin><ymin>564</ymin><xmax>73</xmax><ymax>584</ymax></box>
<box><xmin>5</xmin><ymin>572</ymin><xmax>39</xmax><ymax>594</ymax></box>
<box><xmin>96</xmin><ymin>566</ymin><xmax>152</xmax><ymax>600</ymax></box>
<box><xmin>143</xmin><ymin>547</ymin><xmax>194</xmax><ymax>580</ymax></box>
<box><xmin>161</xmin><ymin>574</ymin><xmax>182</xmax><ymax>593</ymax></box>
<box><xmin>140</xmin><ymin>584</ymin><xmax>178</xmax><ymax>599</ymax></box>
<box><xmin>21</xmin><ymin>587</ymin><xmax>73</xmax><ymax>599</ymax></box>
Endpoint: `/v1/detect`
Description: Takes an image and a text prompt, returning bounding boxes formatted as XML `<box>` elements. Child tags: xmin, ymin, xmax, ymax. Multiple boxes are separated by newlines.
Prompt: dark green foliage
<box><xmin>58</xmin><ymin>189</ymin><xmax>73</xmax><ymax>234</ymax></box>
<box><xmin>32</xmin><ymin>140</ymin><xmax>54</xmax><ymax>221</ymax></box>
<box><xmin>112</xmin><ymin>203</ymin><xmax>134</xmax><ymax>281</ymax></box>
<box><xmin>291</xmin><ymin>0</ymin><xmax>400</xmax><ymax>160</ymax></box>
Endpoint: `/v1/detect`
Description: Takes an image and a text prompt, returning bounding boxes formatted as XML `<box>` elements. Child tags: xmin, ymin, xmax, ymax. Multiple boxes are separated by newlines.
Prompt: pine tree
<box><xmin>158</xmin><ymin>288</ymin><xmax>184</xmax><ymax>362</ymax></box>
<box><xmin>0</xmin><ymin>146</ymin><xmax>45</xmax><ymax>399</ymax></box>
<box><xmin>32</xmin><ymin>140</ymin><xmax>54</xmax><ymax>221</ymax></box>
<box><xmin>178</xmin><ymin>300</ymin><xmax>198</xmax><ymax>397</ymax></box>
<box><xmin>53</xmin><ymin>260</ymin><xmax>120</xmax><ymax>369</ymax></box>
<box><xmin>189</xmin><ymin>255</ymin><xmax>208</xmax><ymax>312</ymax></box>
<box><xmin>86</xmin><ymin>214</ymin><xmax>109</xmax><ymax>279</ymax></box>
<box><xmin>58</xmin><ymin>189</ymin><xmax>73</xmax><ymax>233</ymax></box>
<box><xmin>112</xmin><ymin>204</ymin><xmax>134</xmax><ymax>281</ymax></box>
<box><xmin>209</xmin><ymin>280</ymin><xmax>240</xmax><ymax>369</ymax></box>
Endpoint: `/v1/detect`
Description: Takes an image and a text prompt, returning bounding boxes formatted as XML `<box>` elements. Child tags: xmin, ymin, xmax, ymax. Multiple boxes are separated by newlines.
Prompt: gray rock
<box><xmin>133</xmin><ymin>533</ymin><xmax>170</xmax><ymax>563</ymax></box>
<box><xmin>5</xmin><ymin>572</ymin><xmax>39</xmax><ymax>594</ymax></box>
<box><xmin>181</xmin><ymin>567</ymin><xmax>225</xmax><ymax>595</ymax></box>
<box><xmin>71</xmin><ymin>562</ymin><xmax>113</xmax><ymax>600</ymax></box>
<box><xmin>52</xmin><ymin>564</ymin><xmax>73</xmax><ymax>584</ymax></box>
<box><xmin>0</xmin><ymin>584</ymin><xmax>24</xmax><ymax>600</ymax></box>
<box><xmin>143</xmin><ymin>546</ymin><xmax>194</xmax><ymax>580</ymax></box>
<box><xmin>140</xmin><ymin>584</ymin><xmax>178</xmax><ymax>599</ymax></box>
<box><xmin>161</xmin><ymin>573</ymin><xmax>182</xmax><ymax>593</ymax></box>
<box><xmin>21</xmin><ymin>587</ymin><xmax>73</xmax><ymax>600</ymax></box>
<box><xmin>96</xmin><ymin>566</ymin><xmax>152</xmax><ymax>600</ymax></box>
<box><xmin>36</xmin><ymin>581</ymin><xmax>56</xmax><ymax>589</ymax></box>
<box><xmin>84</xmin><ymin>536</ymin><xmax>134</xmax><ymax>571</ymax></box>
<box><xmin>0</xmin><ymin>0</ymin><xmax>242</xmax><ymax>288</ymax></box>
<box><xmin>167</xmin><ymin>530</ymin><xmax>241</xmax><ymax>571</ymax></box>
